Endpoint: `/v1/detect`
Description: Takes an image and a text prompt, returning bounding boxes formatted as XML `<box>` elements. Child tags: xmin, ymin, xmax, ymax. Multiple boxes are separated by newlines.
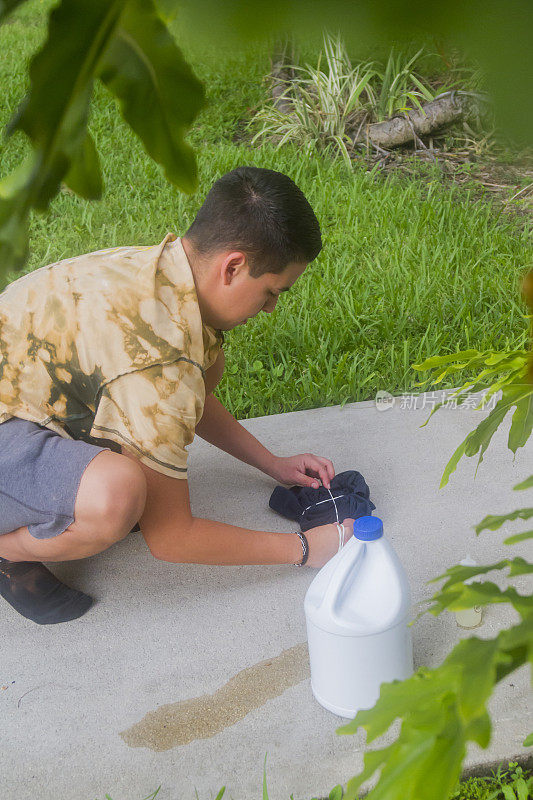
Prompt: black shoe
<box><xmin>0</xmin><ymin>557</ymin><xmax>94</xmax><ymax>624</ymax></box>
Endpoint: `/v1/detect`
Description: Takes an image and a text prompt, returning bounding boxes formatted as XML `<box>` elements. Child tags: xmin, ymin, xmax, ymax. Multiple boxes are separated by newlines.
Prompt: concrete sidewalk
<box><xmin>1</xmin><ymin>389</ymin><xmax>532</xmax><ymax>800</ymax></box>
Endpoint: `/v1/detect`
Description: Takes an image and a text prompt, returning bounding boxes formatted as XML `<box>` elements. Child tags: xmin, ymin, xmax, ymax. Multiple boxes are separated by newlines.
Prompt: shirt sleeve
<box><xmin>89</xmin><ymin>360</ymin><xmax>206</xmax><ymax>478</ymax></box>
<box><xmin>202</xmin><ymin>324</ymin><xmax>224</xmax><ymax>371</ymax></box>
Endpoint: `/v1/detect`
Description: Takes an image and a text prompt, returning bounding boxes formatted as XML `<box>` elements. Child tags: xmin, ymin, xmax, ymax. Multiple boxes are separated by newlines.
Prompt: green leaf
<box><xmin>7</xmin><ymin>0</ymin><xmax>123</xmax><ymax>177</ymax></box>
<box><xmin>408</xmin><ymin>705</ymin><xmax>466</xmax><ymax>800</ymax></box>
<box><xmin>0</xmin><ymin>0</ymin><xmax>204</xmax><ymax>278</ymax></box>
<box><xmin>344</xmin><ymin>744</ymin><xmax>397</xmax><ymax>799</ymax></box>
<box><xmin>428</xmin><ymin>580</ymin><xmax>533</xmax><ymax>617</ymax></box>
<box><xmin>418</xmin><ymin>396</ymin><xmax>447</xmax><ymax>429</ymax></box>
<box><xmin>98</xmin><ymin>0</ymin><xmax>205</xmax><ymax>194</ymax></box>
<box><xmin>523</xmin><ymin>732</ymin><xmax>533</xmax><ymax>746</ymax></box>
<box><xmin>465</xmin><ymin>710</ymin><xmax>492</xmax><ymax>749</ymax></box>
<box><xmin>262</xmin><ymin>752</ymin><xmax>269</xmax><ymax>800</ymax></box>
<box><xmin>515</xmin><ymin>778</ymin><xmax>529</xmax><ymax>800</ymax></box>
<box><xmin>439</xmin><ymin>384</ymin><xmax>533</xmax><ymax>488</ymax></box>
<box><xmin>412</xmin><ymin>350</ymin><xmax>483</xmax><ymax>371</ymax></box>
<box><xmin>508</xmin><ymin>557</ymin><xmax>533</xmax><ymax>577</ymax></box>
<box><xmin>476</xmin><ymin>507</ymin><xmax>533</xmax><ymax>534</ymax></box>
<box><xmin>504</xmin><ymin>530</ymin><xmax>533</xmax><ymax>545</ymax></box>
<box><xmin>0</xmin><ymin>154</ymin><xmax>37</xmax><ymax>278</ymax></box>
<box><xmin>213</xmin><ymin>787</ymin><xmax>225</xmax><ymax>800</ymax></box>
<box><xmin>464</xmin><ymin>384</ymin><xmax>529</xmax><ymax>466</ymax></box>
<box><xmin>485</xmin><ymin>351</ymin><xmax>528</xmax><ymax>366</ymax></box>
<box><xmin>63</xmin><ymin>131</ymin><xmax>103</xmax><ymax>199</ymax></box>
<box><xmin>446</xmin><ymin>638</ymin><xmax>499</xmax><ymax>718</ymax></box>
<box><xmin>141</xmin><ymin>789</ymin><xmax>161</xmax><ymax>800</ymax></box>
<box><xmin>338</xmin><ymin>623</ymin><xmax>530</xmax><ymax>800</ymax></box>
<box><xmin>508</xmin><ymin>390</ymin><xmax>533</xmax><ymax>453</ymax></box>
<box><xmin>0</xmin><ymin>0</ymin><xmax>26</xmax><ymax>23</ymax></box>
<box><xmin>411</xmin><ymin>348</ymin><xmax>531</xmax><ymax>489</ymax></box>
<box><xmin>429</xmin><ymin>561</ymin><xmax>507</xmax><ymax>586</ymax></box>
<box><xmin>0</xmin><ymin>0</ymin><xmax>126</xmax><ymax>276</ymax></box>
<box><xmin>500</xmin><ymin>618</ymin><xmax>533</xmax><ymax>654</ymax></box>
<box><xmin>337</xmin><ymin>669</ymin><xmax>456</xmax><ymax>740</ymax></box>
<box><xmin>514</xmin><ymin>475</ymin><xmax>533</xmax><ymax>491</ymax></box>
<box><xmin>438</xmin><ymin>431</ymin><xmax>473</xmax><ymax>489</ymax></box>
<box><xmin>328</xmin><ymin>785</ymin><xmax>343</xmax><ymax>800</ymax></box>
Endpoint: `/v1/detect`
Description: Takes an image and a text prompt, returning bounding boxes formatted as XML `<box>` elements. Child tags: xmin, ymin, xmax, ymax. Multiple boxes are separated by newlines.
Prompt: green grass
<box><xmin>1</xmin><ymin>1</ymin><xmax>531</xmax><ymax>420</ymax></box>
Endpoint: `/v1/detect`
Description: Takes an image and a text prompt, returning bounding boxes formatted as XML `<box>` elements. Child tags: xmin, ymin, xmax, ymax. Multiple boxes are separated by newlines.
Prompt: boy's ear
<box><xmin>220</xmin><ymin>251</ymin><xmax>248</xmax><ymax>286</ymax></box>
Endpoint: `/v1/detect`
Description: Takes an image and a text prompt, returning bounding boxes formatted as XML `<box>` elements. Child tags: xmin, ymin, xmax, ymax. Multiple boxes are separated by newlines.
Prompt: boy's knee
<box><xmin>102</xmin><ymin>461</ymin><xmax>146</xmax><ymax>541</ymax></box>
<box><xmin>79</xmin><ymin>455</ymin><xmax>147</xmax><ymax>543</ymax></box>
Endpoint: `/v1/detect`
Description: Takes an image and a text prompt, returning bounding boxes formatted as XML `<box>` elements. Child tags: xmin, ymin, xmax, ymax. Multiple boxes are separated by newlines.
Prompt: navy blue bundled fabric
<box><xmin>269</xmin><ymin>470</ymin><xmax>376</xmax><ymax>532</ymax></box>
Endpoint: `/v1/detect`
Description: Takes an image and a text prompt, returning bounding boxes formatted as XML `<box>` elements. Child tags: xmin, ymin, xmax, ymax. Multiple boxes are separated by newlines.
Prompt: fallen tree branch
<box><xmin>350</xmin><ymin>93</ymin><xmax>479</xmax><ymax>150</ymax></box>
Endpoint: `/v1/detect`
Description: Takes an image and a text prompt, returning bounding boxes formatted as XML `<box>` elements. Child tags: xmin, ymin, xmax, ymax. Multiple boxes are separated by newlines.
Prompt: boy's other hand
<box><xmin>268</xmin><ymin>453</ymin><xmax>335</xmax><ymax>490</ymax></box>
<box><xmin>304</xmin><ymin>517</ymin><xmax>355</xmax><ymax>567</ymax></box>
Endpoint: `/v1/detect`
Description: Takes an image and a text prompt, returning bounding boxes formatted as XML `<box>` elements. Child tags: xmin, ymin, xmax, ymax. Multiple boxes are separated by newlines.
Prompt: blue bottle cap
<box><xmin>353</xmin><ymin>516</ymin><xmax>383</xmax><ymax>541</ymax></box>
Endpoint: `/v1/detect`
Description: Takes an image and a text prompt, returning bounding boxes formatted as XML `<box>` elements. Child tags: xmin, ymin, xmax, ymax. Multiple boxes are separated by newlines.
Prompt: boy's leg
<box><xmin>0</xmin><ymin>442</ymin><xmax>147</xmax><ymax>625</ymax></box>
<box><xmin>0</xmin><ymin>450</ymin><xmax>147</xmax><ymax>562</ymax></box>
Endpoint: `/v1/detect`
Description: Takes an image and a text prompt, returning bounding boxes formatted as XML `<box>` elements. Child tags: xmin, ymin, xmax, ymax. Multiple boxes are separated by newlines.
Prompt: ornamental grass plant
<box><xmin>249</xmin><ymin>32</ymin><xmax>461</xmax><ymax>163</ymax></box>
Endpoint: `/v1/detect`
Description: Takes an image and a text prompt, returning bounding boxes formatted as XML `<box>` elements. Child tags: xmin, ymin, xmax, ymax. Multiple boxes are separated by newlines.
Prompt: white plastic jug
<box><xmin>304</xmin><ymin>515</ymin><xmax>413</xmax><ymax>718</ymax></box>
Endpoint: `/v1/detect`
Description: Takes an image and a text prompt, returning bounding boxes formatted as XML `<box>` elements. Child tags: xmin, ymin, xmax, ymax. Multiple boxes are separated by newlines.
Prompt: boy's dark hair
<box><xmin>184</xmin><ymin>166</ymin><xmax>322</xmax><ymax>277</ymax></box>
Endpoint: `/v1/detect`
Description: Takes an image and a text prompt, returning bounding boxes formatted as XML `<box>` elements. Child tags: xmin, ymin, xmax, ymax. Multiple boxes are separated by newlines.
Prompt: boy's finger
<box><xmin>299</xmin><ymin>472</ymin><xmax>320</xmax><ymax>489</ymax></box>
<box><xmin>313</xmin><ymin>455</ymin><xmax>335</xmax><ymax>481</ymax></box>
<box><xmin>317</xmin><ymin>465</ymin><xmax>331</xmax><ymax>489</ymax></box>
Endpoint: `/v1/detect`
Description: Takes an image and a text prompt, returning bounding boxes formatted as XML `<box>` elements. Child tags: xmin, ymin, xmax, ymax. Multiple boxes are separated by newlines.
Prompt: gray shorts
<box><xmin>0</xmin><ymin>418</ymin><xmax>108</xmax><ymax>540</ymax></box>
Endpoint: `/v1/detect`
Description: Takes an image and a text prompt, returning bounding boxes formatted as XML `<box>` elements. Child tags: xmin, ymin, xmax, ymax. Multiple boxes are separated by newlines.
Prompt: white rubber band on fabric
<box><xmin>324</xmin><ymin>487</ymin><xmax>346</xmax><ymax>553</ymax></box>
<box><xmin>336</xmin><ymin>523</ymin><xmax>346</xmax><ymax>552</ymax></box>
<box><xmin>300</xmin><ymin>494</ymin><xmax>345</xmax><ymax>515</ymax></box>
<box><xmin>298</xmin><ymin>484</ymin><xmax>347</xmax><ymax>555</ymax></box>
<box><xmin>326</xmin><ymin>487</ymin><xmax>340</xmax><ymax>524</ymax></box>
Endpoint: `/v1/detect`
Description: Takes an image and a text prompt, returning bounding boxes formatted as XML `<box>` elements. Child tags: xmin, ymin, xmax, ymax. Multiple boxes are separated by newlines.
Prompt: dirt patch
<box><xmin>120</xmin><ymin>642</ymin><xmax>310</xmax><ymax>751</ymax></box>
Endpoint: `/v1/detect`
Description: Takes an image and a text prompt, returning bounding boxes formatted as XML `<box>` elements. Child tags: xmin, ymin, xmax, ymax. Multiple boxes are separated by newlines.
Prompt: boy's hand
<box><xmin>304</xmin><ymin>518</ymin><xmax>355</xmax><ymax>567</ymax></box>
<box><xmin>268</xmin><ymin>453</ymin><xmax>335</xmax><ymax>490</ymax></box>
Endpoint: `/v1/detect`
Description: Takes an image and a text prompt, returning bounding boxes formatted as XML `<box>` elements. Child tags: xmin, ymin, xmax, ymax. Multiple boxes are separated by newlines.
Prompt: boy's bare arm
<box><xmin>195</xmin><ymin>392</ymin><xmax>276</xmax><ymax>476</ymax></box>
<box><xmin>199</xmin><ymin>350</ymin><xmax>334</xmax><ymax>489</ymax></box>
<box><xmin>122</xmin><ymin>451</ymin><xmax>303</xmax><ymax>565</ymax></box>
<box><xmin>198</xmin><ymin>351</ymin><xmax>275</xmax><ymax>476</ymax></box>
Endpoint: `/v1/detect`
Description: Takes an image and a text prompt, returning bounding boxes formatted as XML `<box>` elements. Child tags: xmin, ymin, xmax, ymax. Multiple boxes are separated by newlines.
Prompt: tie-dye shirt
<box><xmin>0</xmin><ymin>233</ymin><xmax>224</xmax><ymax>478</ymax></box>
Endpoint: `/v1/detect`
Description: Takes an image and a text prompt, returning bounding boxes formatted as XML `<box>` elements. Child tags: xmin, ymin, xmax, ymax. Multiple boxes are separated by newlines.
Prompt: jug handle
<box><xmin>320</xmin><ymin>538</ymin><xmax>365</xmax><ymax>624</ymax></box>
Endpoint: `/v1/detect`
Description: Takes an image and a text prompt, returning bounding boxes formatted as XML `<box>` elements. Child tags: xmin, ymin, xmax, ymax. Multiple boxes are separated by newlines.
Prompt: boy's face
<box><xmin>197</xmin><ymin>249</ymin><xmax>308</xmax><ymax>331</ymax></box>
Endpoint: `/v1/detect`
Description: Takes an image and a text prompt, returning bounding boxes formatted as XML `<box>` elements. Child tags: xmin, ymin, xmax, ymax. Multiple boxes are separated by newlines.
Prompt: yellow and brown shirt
<box><xmin>0</xmin><ymin>233</ymin><xmax>224</xmax><ymax>478</ymax></box>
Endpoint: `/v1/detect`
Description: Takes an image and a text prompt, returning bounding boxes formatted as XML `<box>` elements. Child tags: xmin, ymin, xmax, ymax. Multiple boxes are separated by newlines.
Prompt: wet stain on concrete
<box><xmin>120</xmin><ymin>642</ymin><xmax>310</xmax><ymax>751</ymax></box>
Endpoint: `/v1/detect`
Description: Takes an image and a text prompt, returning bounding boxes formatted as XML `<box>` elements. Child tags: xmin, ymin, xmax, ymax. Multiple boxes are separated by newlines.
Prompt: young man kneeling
<box><xmin>0</xmin><ymin>166</ymin><xmax>353</xmax><ymax>625</ymax></box>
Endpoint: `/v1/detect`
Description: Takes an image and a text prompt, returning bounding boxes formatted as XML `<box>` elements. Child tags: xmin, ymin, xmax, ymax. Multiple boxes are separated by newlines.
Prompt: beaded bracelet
<box><xmin>293</xmin><ymin>530</ymin><xmax>309</xmax><ymax>566</ymax></box>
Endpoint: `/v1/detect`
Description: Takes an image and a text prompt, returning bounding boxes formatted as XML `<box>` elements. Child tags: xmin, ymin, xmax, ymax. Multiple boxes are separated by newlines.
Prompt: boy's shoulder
<box><xmin>0</xmin><ymin>232</ymin><xmax>189</xmax><ymax>304</ymax></box>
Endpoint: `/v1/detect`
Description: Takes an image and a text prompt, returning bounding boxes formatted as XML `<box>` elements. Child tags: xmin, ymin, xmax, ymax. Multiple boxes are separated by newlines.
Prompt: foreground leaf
<box><xmin>439</xmin><ymin>381</ymin><xmax>533</xmax><ymax>488</ymax></box>
<box><xmin>505</xmin><ymin>530</ymin><xmax>533</xmax><ymax>545</ymax></box>
<box><xmin>0</xmin><ymin>0</ymin><xmax>126</xmax><ymax>280</ymax></box>
<box><xmin>0</xmin><ymin>0</ymin><xmax>204</xmax><ymax>281</ymax></box>
<box><xmin>98</xmin><ymin>0</ymin><xmax>205</xmax><ymax>193</ymax></box>
<box><xmin>338</xmin><ymin>626</ymin><xmax>531</xmax><ymax>800</ymax></box>
<box><xmin>514</xmin><ymin>476</ymin><xmax>533</xmax><ymax>491</ymax></box>
<box><xmin>63</xmin><ymin>131</ymin><xmax>103</xmax><ymax>199</ymax></box>
<box><xmin>0</xmin><ymin>0</ymin><xmax>25</xmax><ymax>23</ymax></box>
<box><xmin>476</xmin><ymin>508</ymin><xmax>533</xmax><ymax>534</ymax></box>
